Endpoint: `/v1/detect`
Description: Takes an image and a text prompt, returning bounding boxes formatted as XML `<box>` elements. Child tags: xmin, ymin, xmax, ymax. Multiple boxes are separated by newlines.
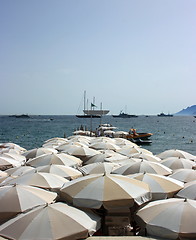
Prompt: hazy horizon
<box><xmin>1</xmin><ymin>0</ymin><xmax>195</xmax><ymax>115</ymax></box>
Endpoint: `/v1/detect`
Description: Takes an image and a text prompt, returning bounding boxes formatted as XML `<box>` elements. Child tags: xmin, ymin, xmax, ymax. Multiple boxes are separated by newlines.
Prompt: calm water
<box><xmin>0</xmin><ymin>115</ymin><xmax>195</xmax><ymax>155</ymax></box>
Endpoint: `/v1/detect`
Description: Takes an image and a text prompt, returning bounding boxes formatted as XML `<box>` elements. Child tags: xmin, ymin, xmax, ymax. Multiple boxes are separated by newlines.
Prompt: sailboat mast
<box><xmin>84</xmin><ymin>90</ymin><xmax>86</xmax><ymax>112</ymax></box>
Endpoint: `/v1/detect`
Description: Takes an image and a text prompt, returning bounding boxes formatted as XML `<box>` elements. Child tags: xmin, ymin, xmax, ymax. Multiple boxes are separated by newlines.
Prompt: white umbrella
<box><xmin>0</xmin><ymin>154</ymin><xmax>23</xmax><ymax>170</ymax></box>
<box><xmin>60</xmin><ymin>173</ymin><xmax>151</xmax><ymax>209</ymax></box>
<box><xmin>112</xmin><ymin>159</ymin><xmax>172</xmax><ymax>176</ymax></box>
<box><xmin>36</xmin><ymin>164</ymin><xmax>82</xmax><ymax>180</ymax></box>
<box><xmin>175</xmin><ymin>180</ymin><xmax>196</xmax><ymax>200</ymax></box>
<box><xmin>3</xmin><ymin>171</ymin><xmax>68</xmax><ymax>191</ymax></box>
<box><xmin>116</xmin><ymin>146</ymin><xmax>153</xmax><ymax>157</ymax></box>
<box><xmin>0</xmin><ymin>184</ymin><xmax>57</xmax><ymax>224</ymax></box>
<box><xmin>23</xmin><ymin>147</ymin><xmax>57</xmax><ymax>160</ymax></box>
<box><xmin>136</xmin><ymin>198</ymin><xmax>196</xmax><ymax>239</ymax></box>
<box><xmin>79</xmin><ymin>162</ymin><xmax>119</xmax><ymax>175</ymax></box>
<box><xmin>157</xmin><ymin>149</ymin><xmax>196</xmax><ymax>161</ymax></box>
<box><xmin>169</xmin><ymin>169</ymin><xmax>196</xmax><ymax>183</ymax></box>
<box><xmin>90</xmin><ymin>142</ymin><xmax>120</xmax><ymax>151</ymax></box>
<box><xmin>5</xmin><ymin>166</ymin><xmax>35</xmax><ymax>177</ymax></box>
<box><xmin>132</xmin><ymin>153</ymin><xmax>162</xmax><ymax>163</ymax></box>
<box><xmin>130</xmin><ymin>172</ymin><xmax>184</xmax><ymax>200</ymax></box>
<box><xmin>161</xmin><ymin>157</ymin><xmax>196</xmax><ymax>170</ymax></box>
<box><xmin>0</xmin><ymin>143</ymin><xmax>26</xmax><ymax>154</ymax></box>
<box><xmin>0</xmin><ymin>202</ymin><xmax>101</xmax><ymax>240</ymax></box>
<box><xmin>26</xmin><ymin>152</ymin><xmax>82</xmax><ymax>168</ymax></box>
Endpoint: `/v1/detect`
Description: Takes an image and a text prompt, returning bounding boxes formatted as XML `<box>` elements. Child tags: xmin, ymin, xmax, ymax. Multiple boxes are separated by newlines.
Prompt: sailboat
<box><xmin>76</xmin><ymin>91</ymin><xmax>110</xmax><ymax>118</ymax></box>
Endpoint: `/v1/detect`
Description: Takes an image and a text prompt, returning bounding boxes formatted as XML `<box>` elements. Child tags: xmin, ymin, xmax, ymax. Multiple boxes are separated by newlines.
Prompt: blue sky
<box><xmin>0</xmin><ymin>0</ymin><xmax>195</xmax><ymax>115</ymax></box>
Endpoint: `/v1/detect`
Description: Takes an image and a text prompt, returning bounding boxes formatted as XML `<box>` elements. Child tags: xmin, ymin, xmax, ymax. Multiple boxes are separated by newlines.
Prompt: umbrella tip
<box><xmin>184</xmin><ymin>198</ymin><xmax>187</xmax><ymax>202</ymax></box>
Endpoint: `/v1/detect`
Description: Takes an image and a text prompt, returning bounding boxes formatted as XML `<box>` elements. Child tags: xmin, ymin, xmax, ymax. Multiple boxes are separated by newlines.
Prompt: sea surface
<box><xmin>0</xmin><ymin>115</ymin><xmax>195</xmax><ymax>156</ymax></box>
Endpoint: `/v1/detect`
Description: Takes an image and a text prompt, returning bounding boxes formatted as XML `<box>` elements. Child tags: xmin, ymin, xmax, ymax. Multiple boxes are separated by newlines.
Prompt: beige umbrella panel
<box><xmin>132</xmin><ymin>153</ymin><xmax>162</xmax><ymax>163</ymax></box>
<box><xmin>136</xmin><ymin>198</ymin><xmax>196</xmax><ymax>240</ymax></box>
<box><xmin>60</xmin><ymin>173</ymin><xmax>152</xmax><ymax>210</ymax></box>
<box><xmin>0</xmin><ymin>184</ymin><xmax>57</xmax><ymax>224</ymax></box>
<box><xmin>5</xmin><ymin>166</ymin><xmax>35</xmax><ymax>177</ymax></box>
<box><xmin>129</xmin><ymin>173</ymin><xmax>184</xmax><ymax>200</ymax></box>
<box><xmin>116</xmin><ymin>146</ymin><xmax>153</xmax><ymax>157</ymax></box>
<box><xmin>90</xmin><ymin>142</ymin><xmax>121</xmax><ymax>151</ymax></box>
<box><xmin>0</xmin><ymin>202</ymin><xmax>101</xmax><ymax>240</ymax></box>
<box><xmin>26</xmin><ymin>152</ymin><xmax>82</xmax><ymax>168</ymax></box>
<box><xmin>36</xmin><ymin>164</ymin><xmax>83</xmax><ymax>180</ymax></box>
<box><xmin>0</xmin><ymin>154</ymin><xmax>23</xmax><ymax>170</ymax></box>
<box><xmin>0</xmin><ymin>143</ymin><xmax>26</xmax><ymax>154</ymax></box>
<box><xmin>175</xmin><ymin>180</ymin><xmax>196</xmax><ymax>200</ymax></box>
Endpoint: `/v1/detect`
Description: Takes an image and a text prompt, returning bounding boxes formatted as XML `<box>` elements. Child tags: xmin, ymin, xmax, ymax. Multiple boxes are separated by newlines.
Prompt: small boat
<box><xmin>125</xmin><ymin>128</ymin><xmax>153</xmax><ymax>145</ymax></box>
<box><xmin>157</xmin><ymin>112</ymin><xmax>173</xmax><ymax>117</ymax></box>
<box><xmin>76</xmin><ymin>91</ymin><xmax>109</xmax><ymax>118</ymax></box>
<box><xmin>112</xmin><ymin>111</ymin><xmax>138</xmax><ymax>118</ymax></box>
<box><xmin>9</xmin><ymin>114</ymin><xmax>30</xmax><ymax>118</ymax></box>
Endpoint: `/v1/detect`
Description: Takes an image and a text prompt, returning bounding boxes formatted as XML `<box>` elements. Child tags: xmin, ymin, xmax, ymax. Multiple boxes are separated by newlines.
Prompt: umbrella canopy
<box><xmin>130</xmin><ymin>173</ymin><xmax>184</xmax><ymax>200</ymax></box>
<box><xmin>27</xmin><ymin>152</ymin><xmax>82</xmax><ymax>168</ymax></box>
<box><xmin>175</xmin><ymin>180</ymin><xmax>196</xmax><ymax>200</ymax></box>
<box><xmin>0</xmin><ymin>154</ymin><xmax>23</xmax><ymax>170</ymax></box>
<box><xmin>116</xmin><ymin>146</ymin><xmax>153</xmax><ymax>157</ymax></box>
<box><xmin>136</xmin><ymin>198</ymin><xmax>196</xmax><ymax>240</ymax></box>
<box><xmin>113</xmin><ymin>138</ymin><xmax>138</xmax><ymax>148</ymax></box>
<box><xmin>161</xmin><ymin>157</ymin><xmax>196</xmax><ymax>170</ymax></box>
<box><xmin>0</xmin><ymin>184</ymin><xmax>57</xmax><ymax>224</ymax></box>
<box><xmin>0</xmin><ymin>202</ymin><xmax>101</xmax><ymax>240</ymax></box>
<box><xmin>157</xmin><ymin>149</ymin><xmax>196</xmax><ymax>161</ymax></box>
<box><xmin>132</xmin><ymin>153</ymin><xmax>162</xmax><ymax>163</ymax></box>
<box><xmin>3</xmin><ymin>171</ymin><xmax>68</xmax><ymax>191</ymax></box>
<box><xmin>23</xmin><ymin>147</ymin><xmax>57</xmax><ymax>160</ymax></box>
<box><xmin>60</xmin><ymin>144</ymin><xmax>99</xmax><ymax>159</ymax></box>
<box><xmin>0</xmin><ymin>143</ymin><xmax>26</xmax><ymax>154</ymax></box>
<box><xmin>0</xmin><ymin>171</ymin><xmax>8</xmax><ymax>178</ymax></box>
<box><xmin>36</xmin><ymin>164</ymin><xmax>82</xmax><ymax>180</ymax></box>
<box><xmin>112</xmin><ymin>159</ymin><xmax>172</xmax><ymax>176</ymax></box>
<box><xmin>79</xmin><ymin>162</ymin><xmax>119</xmax><ymax>175</ymax></box>
<box><xmin>5</xmin><ymin>166</ymin><xmax>35</xmax><ymax>177</ymax></box>
<box><xmin>42</xmin><ymin>137</ymin><xmax>68</xmax><ymax>149</ymax></box>
<box><xmin>169</xmin><ymin>169</ymin><xmax>196</xmax><ymax>183</ymax></box>
<box><xmin>60</xmin><ymin>173</ymin><xmax>151</xmax><ymax>210</ymax></box>
<box><xmin>90</xmin><ymin>142</ymin><xmax>120</xmax><ymax>151</ymax></box>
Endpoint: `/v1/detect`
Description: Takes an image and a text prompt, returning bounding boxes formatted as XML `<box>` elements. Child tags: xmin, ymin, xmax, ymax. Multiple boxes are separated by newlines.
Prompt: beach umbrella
<box><xmin>0</xmin><ymin>184</ymin><xmax>57</xmax><ymax>224</ymax></box>
<box><xmin>60</xmin><ymin>173</ymin><xmax>151</xmax><ymax>210</ymax></box>
<box><xmin>78</xmin><ymin>162</ymin><xmax>119</xmax><ymax>175</ymax></box>
<box><xmin>56</xmin><ymin>141</ymin><xmax>88</xmax><ymax>151</ymax></box>
<box><xmin>175</xmin><ymin>180</ymin><xmax>196</xmax><ymax>200</ymax></box>
<box><xmin>112</xmin><ymin>159</ymin><xmax>172</xmax><ymax>176</ymax></box>
<box><xmin>0</xmin><ymin>154</ymin><xmax>23</xmax><ymax>170</ymax></box>
<box><xmin>130</xmin><ymin>173</ymin><xmax>184</xmax><ymax>200</ymax></box>
<box><xmin>157</xmin><ymin>149</ymin><xmax>196</xmax><ymax>161</ymax></box>
<box><xmin>23</xmin><ymin>147</ymin><xmax>57</xmax><ymax>160</ymax></box>
<box><xmin>113</xmin><ymin>138</ymin><xmax>138</xmax><ymax>148</ymax></box>
<box><xmin>0</xmin><ymin>143</ymin><xmax>26</xmax><ymax>154</ymax></box>
<box><xmin>3</xmin><ymin>171</ymin><xmax>68</xmax><ymax>191</ymax></box>
<box><xmin>116</xmin><ymin>146</ymin><xmax>153</xmax><ymax>157</ymax></box>
<box><xmin>132</xmin><ymin>153</ymin><xmax>162</xmax><ymax>163</ymax></box>
<box><xmin>169</xmin><ymin>169</ymin><xmax>196</xmax><ymax>183</ymax></box>
<box><xmin>5</xmin><ymin>166</ymin><xmax>35</xmax><ymax>177</ymax></box>
<box><xmin>42</xmin><ymin>137</ymin><xmax>68</xmax><ymax>149</ymax></box>
<box><xmin>26</xmin><ymin>152</ymin><xmax>82</xmax><ymax>168</ymax></box>
<box><xmin>61</xmin><ymin>145</ymin><xmax>100</xmax><ymax>160</ymax></box>
<box><xmin>36</xmin><ymin>164</ymin><xmax>82</xmax><ymax>180</ymax></box>
<box><xmin>90</xmin><ymin>142</ymin><xmax>121</xmax><ymax>151</ymax></box>
<box><xmin>84</xmin><ymin>151</ymin><xmax>117</xmax><ymax>165</ymax></box>
<box><xmin>161</xmin><ymin>157</ymin><xmax>196</xmax><ymax>170</ymax></box>
<box><xmin>136</xmin><ymin>198</ymin><xmax>196</xmax><ymax>239</ymax></box>
<box><xmin>0</xmin><ymin>202</ymin><xmax>101</xmax><ymax>240</ymax></box>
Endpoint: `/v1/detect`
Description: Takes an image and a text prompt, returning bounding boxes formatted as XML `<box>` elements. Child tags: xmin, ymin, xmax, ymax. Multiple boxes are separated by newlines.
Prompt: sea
<box><xmin>0</xmin><ymin>115</ymin><xmax>195</xmax><ymax>156</ymax></box>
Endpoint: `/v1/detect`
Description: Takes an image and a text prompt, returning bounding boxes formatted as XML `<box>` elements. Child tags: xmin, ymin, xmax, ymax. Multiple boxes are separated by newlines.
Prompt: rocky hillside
<box><xmin>175</xmin><ymin>105</ymin><xmax>196</xmax><ymax>115</ymax></box>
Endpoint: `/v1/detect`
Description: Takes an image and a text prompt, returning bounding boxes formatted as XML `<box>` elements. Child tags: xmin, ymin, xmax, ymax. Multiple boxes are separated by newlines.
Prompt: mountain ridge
<box><xmin>175</xmin><ymin>105</ymin><xmax>196</xmax><ymax>115</ymax></box>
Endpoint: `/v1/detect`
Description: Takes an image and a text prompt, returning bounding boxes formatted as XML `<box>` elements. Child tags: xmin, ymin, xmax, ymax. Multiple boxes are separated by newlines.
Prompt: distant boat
<box><xmin>76</xmin><ymin>91</ymin><xmax>109</xmax><ymax>118</ymax></box>
<box><xmin>157</xmin><ymin>112</ymin><xmax>173</xmax><ymax>117</ymax></box>
<box><xmin>9</xmin><ymin>114</ymin><xmax>30</xmax><ymax>118</ymax></box>
<box><xmin>112</xmin><ymin>111</ymin><xmax>138</xmax><ymax>118</ymax></box>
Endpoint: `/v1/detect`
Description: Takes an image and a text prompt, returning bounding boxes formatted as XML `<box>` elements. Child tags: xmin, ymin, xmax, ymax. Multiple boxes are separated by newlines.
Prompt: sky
<box><xmin>0</xmin><ymin>0</ymin><xmax>195</xmax><ymax>115</ymax></box>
